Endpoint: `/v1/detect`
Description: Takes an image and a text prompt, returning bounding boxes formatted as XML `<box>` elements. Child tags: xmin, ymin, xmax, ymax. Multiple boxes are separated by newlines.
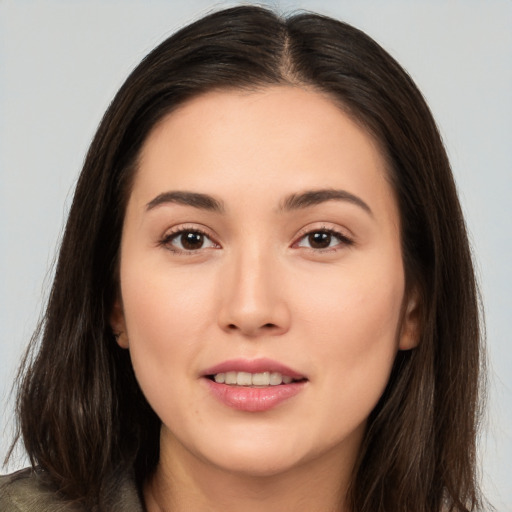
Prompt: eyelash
<box><xmin>158</xmin><ymin>226</ymin><xmax>353</xmax><ymax>255</ymax></box>
<box><xmin>293</xmin><ymin>227</ymin><xmax>354</xmax><ymax>252</ymax></box>
<box><xmin>158</xmin><ymin>226</ymin><xmax>219</xmax><ymax>254</ymax></box>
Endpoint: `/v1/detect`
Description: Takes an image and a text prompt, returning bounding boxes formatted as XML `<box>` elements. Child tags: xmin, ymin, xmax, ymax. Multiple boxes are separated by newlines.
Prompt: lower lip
<box><xmin>204</xmin><ymin>379</ymin><xmax>306</xmax><ymax>412</ymax></box>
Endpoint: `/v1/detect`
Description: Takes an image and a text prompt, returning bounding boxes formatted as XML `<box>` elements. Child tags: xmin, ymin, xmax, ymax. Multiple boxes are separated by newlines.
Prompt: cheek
<box><xmin>118</xmin><ymin>272</ymin><xmax>213</xmax><ymax>433</ymax></box>
<box><xmin>299</xmin><ymin>257</ymin><xmax>404</xmax><ymax>341</ymax></box>
<box><xmin>118</xmin><ymin>261</ymin><xmax>217</xmax><ymax>396</ymax></box>
<box><xmin>122</xmin><ymin>258</ymin><xmax>214</xmax><ymax>335</ymax></box>
<box><xmin>298</xmin><ymin>261</ymin><xmax>404</xmax><ymax>412</ymax></box>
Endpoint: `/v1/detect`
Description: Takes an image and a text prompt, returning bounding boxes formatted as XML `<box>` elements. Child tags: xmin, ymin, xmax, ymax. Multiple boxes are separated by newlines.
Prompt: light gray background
<box><xmin>1</xmin><ymin>0</ymin><xmax>511</xmax><ymax>509</ymax></box>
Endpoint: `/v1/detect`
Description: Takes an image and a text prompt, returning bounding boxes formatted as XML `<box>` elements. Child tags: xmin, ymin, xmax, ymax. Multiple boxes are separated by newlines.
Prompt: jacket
<box><xmin>0</xmin><ymin>468</ymin><xmax>144</xmax><ymax>512</ymax></box>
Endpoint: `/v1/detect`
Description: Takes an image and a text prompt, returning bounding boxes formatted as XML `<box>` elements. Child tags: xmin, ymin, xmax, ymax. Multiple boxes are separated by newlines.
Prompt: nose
<box><xmin>217</xmin><ymin>248</ymin><xmax>291</xmax><ymax>338</ymax></box>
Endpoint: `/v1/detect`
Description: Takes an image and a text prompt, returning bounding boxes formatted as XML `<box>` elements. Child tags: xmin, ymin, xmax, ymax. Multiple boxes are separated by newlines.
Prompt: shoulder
<box><xmin>0</xmin><ymin>467</ymin><xmax>144</xmax><ymax>512</ymax></box>
<box><xmin>0</xmin><ymin>468</ymin><xmax>83</xmax><ymax>512</ymax></box>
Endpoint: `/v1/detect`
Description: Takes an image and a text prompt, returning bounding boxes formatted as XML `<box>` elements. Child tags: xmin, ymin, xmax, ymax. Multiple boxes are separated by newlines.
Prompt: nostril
<box><xmin>226</xmin><ymin>322</ymin><xmax>277</xmax><ymax>332</ymax></box>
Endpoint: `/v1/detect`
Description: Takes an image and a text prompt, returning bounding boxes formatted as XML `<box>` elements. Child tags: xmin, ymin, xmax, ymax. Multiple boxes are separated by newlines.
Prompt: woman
<box><xmin>0</xmin><ymin>5</ymin><xmax>485</xmax><ymax>511</ymax></box>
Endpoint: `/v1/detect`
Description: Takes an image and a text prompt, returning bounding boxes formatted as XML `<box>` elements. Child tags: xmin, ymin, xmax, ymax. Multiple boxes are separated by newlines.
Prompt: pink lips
<box><xmin>202</xmin><ymin>358</ymin><xmax>307</xmax><ymax>412</ymax></box>
<box><xmin>203</xmin><ymin>358</ymin><xmax>304</xmax><ymax>379</ymax></box>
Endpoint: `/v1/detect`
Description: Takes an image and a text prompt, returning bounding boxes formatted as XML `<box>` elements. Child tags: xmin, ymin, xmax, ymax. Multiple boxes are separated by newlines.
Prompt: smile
<box><xmin>202</xmin><ymin>359</ymin><xmax>308</xmax><ymax>412</ymax></box>
<box><xmin>211</xmin><ymin>371</ymin><xmax>301</xmax><ymax>386</ymax></box>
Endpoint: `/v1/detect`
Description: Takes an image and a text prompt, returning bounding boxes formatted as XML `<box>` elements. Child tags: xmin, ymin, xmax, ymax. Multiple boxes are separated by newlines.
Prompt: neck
<box><xmin>144</xmin><ymin>431</ymin><xmax>356</xmax><ymax>512</ymax></box>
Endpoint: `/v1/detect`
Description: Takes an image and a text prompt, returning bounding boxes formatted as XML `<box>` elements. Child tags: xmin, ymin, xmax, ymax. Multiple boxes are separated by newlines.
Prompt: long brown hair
<box><xmin>9</xmin><ymin>6</ymin><xmax>485</xmax><ymax>511</ymax></box>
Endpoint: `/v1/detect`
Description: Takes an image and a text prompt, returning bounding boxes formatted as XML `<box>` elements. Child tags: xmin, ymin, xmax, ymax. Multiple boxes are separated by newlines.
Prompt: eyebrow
<box><xmin>145</xmin><ymin>188</ymin><xmax>372</xmax><ymax>216</ymax></box>
<box><xmin>279</xmin><ymin>189</ymin><xmax>373</xmax><ymax>216</ymax></box>
<box><xmin>146</xmin><ymin>191</ymin><xmax>225</xmax><ymax>213</ymax></box>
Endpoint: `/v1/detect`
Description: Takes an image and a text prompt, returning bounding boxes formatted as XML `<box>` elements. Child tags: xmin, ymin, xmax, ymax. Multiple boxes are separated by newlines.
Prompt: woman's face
<box><xmin>112</xmin><ymin>86</ymin><xmax>419</xmax><ymax>478</ymax></box>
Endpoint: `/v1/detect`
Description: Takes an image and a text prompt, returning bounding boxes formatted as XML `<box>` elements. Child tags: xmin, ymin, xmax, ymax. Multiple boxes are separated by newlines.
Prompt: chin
<box><xmin>194</xmin><ymin>429</ymin><xmax>310</xmax><ymax>477</ymax></box>
<box><xmin>212</xmin><ymin>450</ymin><xmax>304</xmax><ymax>479</ymax></box>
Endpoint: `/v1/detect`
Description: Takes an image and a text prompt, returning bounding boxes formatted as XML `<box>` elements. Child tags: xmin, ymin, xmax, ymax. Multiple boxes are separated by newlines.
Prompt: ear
<box><xmin>398</xmin><ymin>286</ymin><xmax>421</xmax><ymax>351</ymax></box>
<box><xmin>110</xmin><ymin>299</ymin><xmax>129</xmax><ymax>349</ymax></box>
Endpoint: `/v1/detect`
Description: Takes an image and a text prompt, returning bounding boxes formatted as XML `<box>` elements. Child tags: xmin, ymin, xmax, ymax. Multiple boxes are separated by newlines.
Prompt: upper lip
<box><xmin>202</xmin><ymin>358</ymin><xmax>306</xmax><ymax>379</ymax></box>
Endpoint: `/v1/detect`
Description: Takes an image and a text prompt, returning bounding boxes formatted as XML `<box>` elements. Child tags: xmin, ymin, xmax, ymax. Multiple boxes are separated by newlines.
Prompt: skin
<box><xmin>111</xmin><ymin>86</ymin><xmax>420</xmax><ymax>512</ymax></box>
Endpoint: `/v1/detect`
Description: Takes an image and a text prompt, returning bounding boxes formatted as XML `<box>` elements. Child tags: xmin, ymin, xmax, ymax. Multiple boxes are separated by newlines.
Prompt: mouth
<box><xmin>202</xmin><ymin>359</ymin><xmax>308</xmax><ymax>412</ymax></box>
<box><xmin>207</xmin><ymin>371</ymin><xmax>306</xmax><ymax>387</ymax></box>
<box><xmin>202</xmin><ymin>358</ymin><xmax>308</xmax><ymax>386</ymax></box>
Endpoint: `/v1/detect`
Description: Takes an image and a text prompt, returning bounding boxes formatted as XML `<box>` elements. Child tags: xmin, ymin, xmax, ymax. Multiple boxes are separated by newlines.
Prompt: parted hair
<box><xmin>10</xmin><ymin>5</ymin><xmax>485</xmax><ymax>511</ymax></box>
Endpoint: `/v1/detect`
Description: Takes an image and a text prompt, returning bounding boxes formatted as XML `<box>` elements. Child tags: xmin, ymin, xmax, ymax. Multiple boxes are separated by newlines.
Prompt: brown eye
<box><xmin>295</xmin><ymin>229</ymin><xmax>353</xmax><ymax>251</ymax></box>
<box><xmin>307</xmin><ymin>232</ymin><xmax>332</xmax><ymax>249</ymax></box>
<box><xmin>164</xmin><ymin>229</ymin><xmax>218</xmax><ymax>252</ymax></box>
<box><xmin>180</xmin><ymin>231</ymin><xmax>205</xmax><ymax>250</ymax></box>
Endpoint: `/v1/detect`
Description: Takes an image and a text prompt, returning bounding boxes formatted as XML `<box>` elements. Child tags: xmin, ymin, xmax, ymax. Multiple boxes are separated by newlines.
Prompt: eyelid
<box><xmin>158</xmin><ymin>223</ymin><xmax>221</xmax><ymax>253</ymax></box>
<box><xmin>291</xmin><ymin>223</ymin><xmax>354</xmax><ymax>251</ymax></box>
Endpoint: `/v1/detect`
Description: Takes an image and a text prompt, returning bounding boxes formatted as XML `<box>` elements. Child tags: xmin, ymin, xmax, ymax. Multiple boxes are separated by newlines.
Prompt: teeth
<box><xmin>213</xmin><ymin>371</ymin><xmax>297</xmax><ymax>386</ymax></box>
<box><xmin>269</xmin><ymin>372</ymin><xmax>283</xmax><ymax>385</ymax></box>
<box><xmin>237</xmin><ymin>371</ymin><xmax>252</xmax><ymax>386</ymax></box>
<box><xmin>214</xmin><ymin>372</ymin><xmax>225</xmax><ymax>383</ymax></box>
<box><xmin>225</xmin><ymin>371</ymin><xmax>237</xmax><ymax>385</ymax></box>
<box><xmin>252</xmin><ymin>371</ymin><xmax>270</xmax><ymax>386</ymax></box>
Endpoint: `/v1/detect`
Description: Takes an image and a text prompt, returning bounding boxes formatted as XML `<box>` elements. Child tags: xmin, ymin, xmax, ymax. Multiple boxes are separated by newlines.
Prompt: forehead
<box><xmin>131</xmin><ymin>86</ymin><xmax>397</xmax><ymax>222</ymax></box>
